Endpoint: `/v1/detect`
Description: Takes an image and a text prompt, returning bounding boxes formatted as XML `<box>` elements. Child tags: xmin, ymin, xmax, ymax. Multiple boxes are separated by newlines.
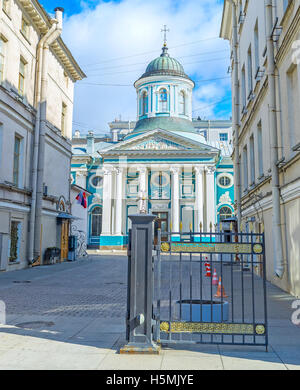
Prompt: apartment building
<box><xmin>0</xmin><ymin>0</ymin><xmax>85</xmax><ymax>271</ymax></box>
<box><xmin>221</xmin><ymin>0</ymin><xmax>300</xmax><ymax>296</ymax></box>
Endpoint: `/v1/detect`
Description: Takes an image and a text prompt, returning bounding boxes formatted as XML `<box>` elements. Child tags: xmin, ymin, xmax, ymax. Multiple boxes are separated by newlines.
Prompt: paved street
<box><xmin>0</xmin><ymin>255</ymin><xmax>299</xmax><ymax>370</ymax></box>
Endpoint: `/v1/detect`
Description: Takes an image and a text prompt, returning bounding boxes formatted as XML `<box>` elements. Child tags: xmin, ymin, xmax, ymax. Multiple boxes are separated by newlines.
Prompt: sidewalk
<box><xmin>0</xmin><ymin>255</ymin><xmax>299</xmax><ymax>370</ymax></box>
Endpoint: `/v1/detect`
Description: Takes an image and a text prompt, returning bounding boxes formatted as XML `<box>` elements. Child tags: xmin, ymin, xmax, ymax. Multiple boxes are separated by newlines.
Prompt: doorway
<box><xmin>60</xmin><ymin>219</ymin><xmax>69</xmax><ymax>262</ymax></box>
<box><xmin>153</xmin><ymin>212</ymin><xmax>168</xmax><ymax>245</ymax></box>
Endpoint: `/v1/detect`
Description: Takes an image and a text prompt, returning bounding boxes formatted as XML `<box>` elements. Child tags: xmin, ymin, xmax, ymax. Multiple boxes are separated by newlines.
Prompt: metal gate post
<box><xmin>120</xmin><ymin>214</ymin><xmax>160</xmax><ymax>354</ymax></box>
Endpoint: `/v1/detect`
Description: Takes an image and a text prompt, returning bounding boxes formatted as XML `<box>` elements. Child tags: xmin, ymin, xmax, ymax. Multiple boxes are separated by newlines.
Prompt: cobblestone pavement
<box><xmin>0</xmin><ymin>255</ymin><xmax>300</xmax><ymax>370</ymax></box>
<box><xmin>0</xmin><ymin>256</ymin><xmax>127</xmax><ymax>318</ymax></box>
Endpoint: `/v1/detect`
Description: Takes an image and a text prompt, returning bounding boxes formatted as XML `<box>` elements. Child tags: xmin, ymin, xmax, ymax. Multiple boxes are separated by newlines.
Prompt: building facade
<box><xmin>71</xmin><ymin>43</ymin><xmax>234</xmax><ymax>249</ymax></box>
<box><xmin>221</xmin><ymin>0</ymin><xmax>300</xmax><ymax>296</ymax></box>
<box><xmin>0</xmin><ymin>0</ymin><xmax>85</xmax><ymax>271</ymax></box>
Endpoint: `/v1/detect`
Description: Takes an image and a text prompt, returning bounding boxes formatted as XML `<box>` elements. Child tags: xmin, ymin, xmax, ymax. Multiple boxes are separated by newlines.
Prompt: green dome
<box><xmin>140</xmin><ymin>45</ymin><xmax>190</xmax><ymax>80</ymax></box>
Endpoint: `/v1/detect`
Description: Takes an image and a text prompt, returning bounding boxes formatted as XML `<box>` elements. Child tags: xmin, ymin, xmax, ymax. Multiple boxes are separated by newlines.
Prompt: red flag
<box><xmin>76</xmin><ymin>191</ymin><xmax>87</xmax><ymax>209</ymax></box>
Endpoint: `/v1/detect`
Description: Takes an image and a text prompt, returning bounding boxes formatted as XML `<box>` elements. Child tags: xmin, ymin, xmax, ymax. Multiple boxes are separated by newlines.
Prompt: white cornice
<box><xmin>242</xmin><ymin>178</ymin><xmax>300</xmax><ymax>217</ymax></box>
<box><xmin>134</xmin><ymin>75</ymin><xmax>195</xmax><ymax>90</ymax></box>
<box><xmin>220</xmin><ymin>0</ymin><xmax>238</xmax><ymax>40</ymax></box>
<box><xmin>17</xmin><ymin>0</ymin><xmax>86</xmax><ymax>81</ymax></box>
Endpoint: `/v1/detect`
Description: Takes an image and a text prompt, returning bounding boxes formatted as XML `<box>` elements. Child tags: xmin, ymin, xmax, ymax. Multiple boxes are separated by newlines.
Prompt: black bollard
<box><xmin>120</xmin><ymin>213</ymin><xmax>160</xmax><ymax>354</ymax></box>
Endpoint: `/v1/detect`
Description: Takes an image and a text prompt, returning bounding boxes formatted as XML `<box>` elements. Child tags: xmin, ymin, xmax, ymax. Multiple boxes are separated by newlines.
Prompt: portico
<box><xmin>98</xmin><ymin>156</ymin><xmax>218</xmax><ymax>248</ymax></box>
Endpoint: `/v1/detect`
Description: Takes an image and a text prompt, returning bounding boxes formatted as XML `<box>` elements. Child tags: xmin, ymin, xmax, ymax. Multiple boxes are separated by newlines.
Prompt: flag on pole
<box><xmin>76</xmin><ymin>191</ymin><xmax>87</xmax><ymax>209</ymax></box>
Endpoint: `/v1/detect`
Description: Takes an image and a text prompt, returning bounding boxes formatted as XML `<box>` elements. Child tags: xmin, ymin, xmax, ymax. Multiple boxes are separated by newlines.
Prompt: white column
<box><xmin>171</xmin><ymin>166</ymin><xmax>180</xmax><ymax>232</ymax></box>
<box><xmin>137</xmin><ymin>166</ymin><xmax>148</xmax><ymax>212</ymax></box>
<box><xmin>205</xmin><ymin>166</ymin><xmax>216</xmax><ymax>231</ymax></box>
<box><xmin>115</xmin><ymin>167</ymin><xmax>124</xmax><ymax>235</ymax></box>
<box><xmin>101</xmin><ymin>165</ymin><xmax>113</xmax><ymax>235</ymax></box>
<box><xmin>174</xmin><ymin>85</ymin><xmax>178</xmax><ymax>117</ymax></box>
<box><xmin>194</xmin><ymin>166</ymin><xmax>204</xmax><ymax>232</ymax></box>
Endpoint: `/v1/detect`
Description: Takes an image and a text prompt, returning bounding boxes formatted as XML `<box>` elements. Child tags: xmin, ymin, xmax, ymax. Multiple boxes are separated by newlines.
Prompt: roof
<box><xmin>137</xmin><ymin>45</ymin><xmax>192</xmax><ymax>81</ymax></box>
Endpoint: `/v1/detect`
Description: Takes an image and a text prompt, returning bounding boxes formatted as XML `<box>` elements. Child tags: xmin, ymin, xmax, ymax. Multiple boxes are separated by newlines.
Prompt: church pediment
<box><xmin>99</xmin><ymin>129</ymin><xmax>220</xmax><ymax>155</ymax></box>
<box><xmin>120</xmin><ymin>135</ymin><xmax>190</xmax><ymax>151</ymax></box>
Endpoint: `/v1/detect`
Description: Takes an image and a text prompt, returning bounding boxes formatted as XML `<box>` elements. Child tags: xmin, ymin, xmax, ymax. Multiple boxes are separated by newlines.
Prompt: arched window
<box><xmin>141</xmin><ymin>91</ymin><xmax>148</xmax><ymax>116</ymax></box>
<box><xmin>91</xmin><ymin>206</ymin><xmax>102</xmax><ymax>236</ymax></box>
<box><xmin>159</xmin><ymin>88</ymin><xmax>168</xmax><ymax>112</ymax></box>
<box><xmin>219</xmin><ymin>206</ymin><xmax>233</xmax><ymax>221</ymax></box>
<box><xmin>179</xmin><ymin>91</ymin><xmax>186</xmax><ymax>115</ymax></box>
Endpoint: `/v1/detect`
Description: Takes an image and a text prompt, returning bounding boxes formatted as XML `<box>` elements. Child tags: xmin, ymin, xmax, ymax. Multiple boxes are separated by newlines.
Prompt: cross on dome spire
<box><xmin>161</xmin><ymin>25</ymin><xmax>170</xmax><ymax>46</ymax></box>
<box><xmin>161</xmin><ymin>25</ymin><xmax>170</xmax><ymax>57</ymax></box>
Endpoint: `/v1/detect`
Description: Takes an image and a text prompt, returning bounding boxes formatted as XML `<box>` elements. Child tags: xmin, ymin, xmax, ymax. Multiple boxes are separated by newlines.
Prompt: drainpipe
<box><xmin>266</xmin><ymin>0</ymin><xmax>284</xmax><ymax>278</ymax></box>
<box><xmin>28</xmin><ymin>13</ymin><xmax>62</xmax><ymax>264</ymax></box>
<box><xmin>229</xmin><ymin>0</ymin><xmax>241</xmax><ymax>226</ymax></box>
<box><xmin>31</xmin><ymin>7</ymin><xmax>64</xmax><ymax>263</ymax></box>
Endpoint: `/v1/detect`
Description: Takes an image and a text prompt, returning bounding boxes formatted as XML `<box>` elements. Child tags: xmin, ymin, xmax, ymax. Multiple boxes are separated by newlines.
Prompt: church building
<box><xmin>71</xmin><ymin>40</ymin><xmax>234</xmax><ymax>249</ymax></box>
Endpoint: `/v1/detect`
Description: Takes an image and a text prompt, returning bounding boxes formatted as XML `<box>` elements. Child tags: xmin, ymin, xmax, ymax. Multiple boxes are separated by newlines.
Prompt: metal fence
<box><xmin>152</xmin><ymin>229</ymin><xmax>268</xmax><ymax>350</ymax></box>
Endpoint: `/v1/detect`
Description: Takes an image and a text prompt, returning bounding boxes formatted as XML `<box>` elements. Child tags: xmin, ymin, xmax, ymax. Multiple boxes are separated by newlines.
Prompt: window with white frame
<box><xmin>257</xmin><ymin>121</ymin><xmax>264</xmax><ymax>177</ymax></box>
<box><xmin>287</xmin><ymin>66</ymin><xmax>300</xmax><ymax>151</ymax></box>
<box><xmin>218</xmin><ymin>174</ymin><xmax>232</xmax><ymax>188</ymax></box>
<box><xmin>21</xmin><ymin>16</ymin><xmax>30</xmax><ymax>40</ymax></box>
<box><xmin>158</xmin><ymin>88</ymin><xmax>168</xmax><ymax>112</ymax></box>
<box><xmin>250</xmin><ymin>134</ymin><xmax>255</xmax><ymax>185</ymax></box>
<box><xmin>243</xmin><ymin>145</ymin><xmax>248</xmax><ymax>191</ymax></box>
<box><xmin>241</xmin><ymin>65</ymin><xmax>246</xmax><ymax>109</ymax></box>
<box><xmin>219</xmin><ymin>133</ymin><xmax>228</xmax><ymax>141</ymax></box>
<box><xmin>219</xmin><ymin>206</ymin><xmax>233</xmax><ymax>221</ymax></box>
<box><xmin>254</xmin><ymin>20</ymin><xmax>260</xmax><ymax>75</ymax></box>
<box><xmin>247</xmin><ymin>45</ymin><xmax>253</xmax><ymax>94</ymax></box>
<box><xmin>13</xmin><ymin>135</ymin><xmax>22</xmax><ymax>187</ymax></box>
<box><xmin>18</xmin><ymin>57</ymin><xmax>26</xmax><ymax>96</ymax></box>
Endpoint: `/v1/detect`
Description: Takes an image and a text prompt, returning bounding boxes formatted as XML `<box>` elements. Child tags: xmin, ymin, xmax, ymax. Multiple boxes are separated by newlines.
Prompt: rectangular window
<box><xmin>257</xmin><ymin>122</ymin><xmax>264</xmax><ymax>177</ymax></box>
<box><xmin>61</xmin><ymin>102</ymin><xmax>67</xmax><ymax>136</ymax></box>
<box><xmin>241</xmin><ymin>65</ymin><xmax>246</xmax><ymax>109</ymax></box>
<box><xmin>254</xmin><ymin>20</ymin><xmax>260</xmax><ymax>74</ymax></box>
<box><xmin>250</xmin><ymin>135</ymin><xmax>255</xmax><ymax>185</ymax></box>
<box><xmin>287</xmin><ymin>66</ymin><xmax>300</xmax><ymax>150</ymax></box>
<box><xmin>247</xmin><ymin>46</ymin><xmax>253</xmax><ymax>94</ymax></box>
<box><xmin>9</xmin><ymin>221</ymin><xmax>21</xmax><ymax>263</ymax></box>
<box><xmin>219</xmin><ymin>133</ymin><xmax>228</xmax><ymax>141</ymax></box>
<box><xmin>18</xmin><ymin>58</ymin><xmax>26</xmax><ymax>96</ymax></box>
<box><xmin>243</xmin><ymin>145</ymin><xmax>248</xmax><ymax>191</ymax></box>
<box><xmin>13</xmin><ymin>136</ymin><xmax>21</xmax><ymax>186</ymax></box>
<box><xmin>21</xmin><ymin>16</ymin><xmax>30</xmax><ymax>40</ymax></box>
<box><xmin>0</xmin><ymin>37</ymin><xmax>5</xmax><ymax>82</ymax></box>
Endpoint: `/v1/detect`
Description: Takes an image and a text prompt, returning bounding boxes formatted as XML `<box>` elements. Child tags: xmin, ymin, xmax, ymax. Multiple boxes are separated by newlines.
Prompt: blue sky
<box><xmin>41</xmin><ymin>0</ymin><xmax>232</xmax><ymax>134</ymax></box>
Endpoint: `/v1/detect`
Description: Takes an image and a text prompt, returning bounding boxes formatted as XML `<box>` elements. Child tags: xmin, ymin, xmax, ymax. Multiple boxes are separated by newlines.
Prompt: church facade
<box><xmin>71</xmin><ymin>43</ymin><xmax>234</xmax><ymax>249</ymax></box>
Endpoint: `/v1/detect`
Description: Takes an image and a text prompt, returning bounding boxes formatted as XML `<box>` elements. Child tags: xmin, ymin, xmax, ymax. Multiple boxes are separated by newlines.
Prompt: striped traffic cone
<box><xmin>205</xmin><ymin>263</ymin><xmax>211</xmax><ymax>277</ymax></box>
<box><xmin>214</xmin><ymin>277</ymin><xmax>228</xmax><ymax>298</ymax></box>
<box><xmin>212</xmin><ymin>268</ymin><xmax>218</xmax><ymax>285</ymax></box>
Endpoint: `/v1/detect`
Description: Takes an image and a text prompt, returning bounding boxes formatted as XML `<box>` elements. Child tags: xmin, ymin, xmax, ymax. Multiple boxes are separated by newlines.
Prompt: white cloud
<box><xmin>62</xmin><ymin>0</ymin><xmax>231</xmax><ymax>134</ymax></box>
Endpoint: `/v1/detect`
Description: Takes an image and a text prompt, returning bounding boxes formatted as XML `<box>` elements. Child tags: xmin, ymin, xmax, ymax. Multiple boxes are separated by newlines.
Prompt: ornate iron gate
<box><xmin>152</xmin><ymin>227</ymin><xmax>268</xmax><ymax>350</ymax></box>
